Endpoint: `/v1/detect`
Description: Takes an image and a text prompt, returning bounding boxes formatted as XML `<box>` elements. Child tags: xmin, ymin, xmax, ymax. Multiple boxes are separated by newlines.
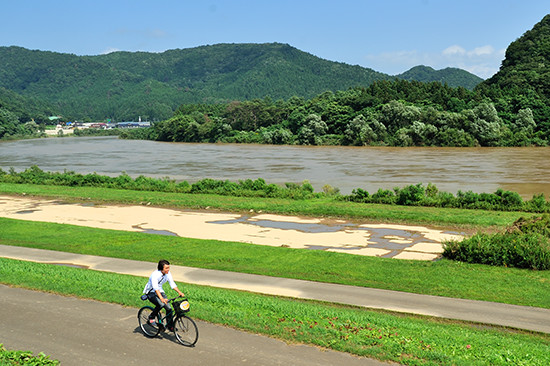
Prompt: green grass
<box><xmin>1</xmin><ymin>258</ymin><xmax>548</xmax><ymax>366</ymax></box>
<box><xmin>0</xmin><ymin>183</ymin><xmax>533</xmax><ymax>228</ymax></box>
<box><xmin>0</xmin><ymin>344</ymin><xmax>59</xmax><ymax>366</ymax></box>
<box><xmin>1</xmin><ymin>217</ymin><xmax>549</xmax><ymax>308</ymax></box>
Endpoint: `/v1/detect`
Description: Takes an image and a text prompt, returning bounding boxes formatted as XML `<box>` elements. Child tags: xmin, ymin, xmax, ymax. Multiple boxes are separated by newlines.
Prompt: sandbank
<box><xmin>0</xmin><ymin>195</ymin><xmax>463</xmax><ymax>260</ymax></box>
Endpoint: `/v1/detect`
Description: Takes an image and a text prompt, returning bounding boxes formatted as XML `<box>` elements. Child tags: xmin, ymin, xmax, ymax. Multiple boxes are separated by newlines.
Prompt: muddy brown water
<box><xmin>1</xmin><ymin>136</ymin><xmax>550</xmax><ymax>198</ymax></box>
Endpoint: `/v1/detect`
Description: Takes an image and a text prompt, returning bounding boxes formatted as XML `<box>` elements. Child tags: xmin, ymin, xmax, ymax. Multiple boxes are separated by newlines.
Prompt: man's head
<box><xmin>158</xmin><ymin>259</ymin><xmax>170</xmax><ymax>274</ymax></box>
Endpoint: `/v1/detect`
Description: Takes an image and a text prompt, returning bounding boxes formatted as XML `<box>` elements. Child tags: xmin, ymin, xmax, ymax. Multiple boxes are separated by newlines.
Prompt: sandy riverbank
<box><xmin>44</xmin><ymin>128</ymin><xmax>74</xmax><ymax>136</ymax></box>
<box><xmin>0</xmin><ymin>195</ymin><xmax>463</xmax><ymax>260</ymax></box>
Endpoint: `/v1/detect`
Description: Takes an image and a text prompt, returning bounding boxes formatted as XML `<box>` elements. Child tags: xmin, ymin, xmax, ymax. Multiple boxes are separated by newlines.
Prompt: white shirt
<box><xmin>143</xmin><ymin>270</ymin><xmax>177</xmax><ymax>294</ymax></box>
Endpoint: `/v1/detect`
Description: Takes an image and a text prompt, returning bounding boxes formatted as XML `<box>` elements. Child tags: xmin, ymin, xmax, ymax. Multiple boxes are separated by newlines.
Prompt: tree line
<box><xmin>3</xmin><ymin>166</ymin><xmax>550</xmax><ymax>213</ymax></box>
<box><xmin>120</xmin><ymin>79</ymin><xmax>548</xmax><ymax>147</ymax></box>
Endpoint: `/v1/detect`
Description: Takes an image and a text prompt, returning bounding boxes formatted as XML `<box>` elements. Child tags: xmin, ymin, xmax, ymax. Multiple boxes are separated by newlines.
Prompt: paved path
<box><xmin>0</xmin><ymin>285</ymin><xmax>385</xmax><ymax>366</ymax></box>
<box><xmin>2</xmin><ymin>244</ymin><xmax>549</xmax><ymax>334</ymax></box>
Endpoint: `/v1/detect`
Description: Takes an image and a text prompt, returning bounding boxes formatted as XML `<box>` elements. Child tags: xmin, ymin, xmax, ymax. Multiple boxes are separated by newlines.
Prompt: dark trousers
<box><xmin>147</xmin><ymin>291</ymin><xmax>174</xmax><ymax>327</ymax></box>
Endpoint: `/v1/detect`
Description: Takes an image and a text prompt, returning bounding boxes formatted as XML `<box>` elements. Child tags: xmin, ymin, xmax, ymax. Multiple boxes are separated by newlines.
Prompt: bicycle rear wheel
<box><xmin>138</xmin><ymin>306</ymin><xmax>160</xmax><ymax>338</ymax></box>
<box><xmin>174</xmin><ymin>315</ymin><xmax>199</xmax><ymax>346</ymax></box>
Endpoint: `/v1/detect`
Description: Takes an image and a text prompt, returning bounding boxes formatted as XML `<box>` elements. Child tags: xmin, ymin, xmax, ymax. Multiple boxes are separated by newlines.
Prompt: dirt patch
<box><xmin>0</xmin><ymin>195</ymin><xmax>464</xmax><ymax>260</ymax></box>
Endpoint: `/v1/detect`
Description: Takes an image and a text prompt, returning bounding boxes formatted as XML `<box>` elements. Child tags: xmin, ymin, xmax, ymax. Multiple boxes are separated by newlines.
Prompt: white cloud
<box><xmin>101</xmin><ymin>47</ymin><xmax>120</xmax><ymax>55</ymax></box>
<box><xmin>363</xmin><ymin>44</ymin><xmax>506</xmax><ymax>79</ymax></box>
<box><xmin>443</xmin><ymin>45</ymin><xmax>466</xmax><ymax>56</ymax></box>
<box><xmin>468</xmin><ymin>45</ymin><xmax>494</xmax><ymax>56</ymax></box>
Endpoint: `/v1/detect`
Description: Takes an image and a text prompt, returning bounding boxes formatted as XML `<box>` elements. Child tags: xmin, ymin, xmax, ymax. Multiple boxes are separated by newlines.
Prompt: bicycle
<box><xmin>138</xmin><ymin>295</ymin><xmax>199</xmax><ymax>346</ymax></box>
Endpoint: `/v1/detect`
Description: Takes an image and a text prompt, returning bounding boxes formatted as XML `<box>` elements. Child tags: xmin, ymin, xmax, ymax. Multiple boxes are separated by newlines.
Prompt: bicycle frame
<box><xmin>151</xmin><ymin>296</ymin><xmax>183</xmax><ymax>327</ymax></box>
<box><xmin>138</xmin><ymin>295</ymin><xmax>198</xmax><ymax>346</ymax></box>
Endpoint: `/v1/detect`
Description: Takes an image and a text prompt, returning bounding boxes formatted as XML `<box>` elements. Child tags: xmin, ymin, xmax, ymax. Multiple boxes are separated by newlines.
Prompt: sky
<box><xmin>2</xmin><ymin>0</ymin><xmax>550</xmax><ymax>79</ymax></box>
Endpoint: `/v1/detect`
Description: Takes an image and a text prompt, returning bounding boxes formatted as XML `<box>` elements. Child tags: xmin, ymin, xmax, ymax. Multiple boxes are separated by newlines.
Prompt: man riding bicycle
<box><xmin>143</xmin><ymin>259</ymin><xmax>185</xmax><ymax>332</ymax></box>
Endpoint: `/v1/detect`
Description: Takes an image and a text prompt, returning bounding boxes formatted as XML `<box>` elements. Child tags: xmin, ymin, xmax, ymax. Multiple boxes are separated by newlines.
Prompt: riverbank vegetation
<box><xmin>0</xmin><ymin>182</ymin><xmax>529</xmax><ymax>229</ymax></box>
<box><xmin>120</xmin><ymin>83</ymin><xmax>548</xmax><ymax>147</ymax></box>
<box><xmin>1</xmin><ymin>258</ymin><xmax>548</xmax><ymax>365</ymax></box>
<box><xmin>2</xmin><ymin>166</ymin><xmax>549</xmax><ymax>214</ymax></box>
<box><xmin>0</xmin><ymin>86</ymin><xmax>54</xmax><ymax>140</ymax></box>
<box><xmin>0</xmin><ymin>344</ymin><xmax>58</xmax><ymax>366</ymax></box>
<box><xmin>1</xmin><ymin>217</ymin><xmax>548</xmax><ymax>307</ymax></box>
<box><xmin>444</xmin><ymin>215</ymin><xmax>550</xmax><ymax>270</ymax></box>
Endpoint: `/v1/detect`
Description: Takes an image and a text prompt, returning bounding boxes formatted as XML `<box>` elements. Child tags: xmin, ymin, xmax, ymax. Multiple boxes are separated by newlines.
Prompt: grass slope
<box><xmin>1</xmin><ymin>258</ymin><xmax>549</xmax><ymax>366</ymax></box>
<box><xmin>1</xmin><ymin>217</ymin><xmax>549</xmax><ymax>308</ymax></box>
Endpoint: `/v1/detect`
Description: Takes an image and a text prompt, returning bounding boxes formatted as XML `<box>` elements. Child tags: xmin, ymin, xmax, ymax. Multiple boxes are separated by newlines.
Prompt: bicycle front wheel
<box><xmin>174</xmin><ymin>315</ymin><xmax>199</xmax><ymax>346</ymax></box>
<box><xmin>138</xmin><ymin>306</ymin><xmax>160</xmax><ymax>338</ymax></box>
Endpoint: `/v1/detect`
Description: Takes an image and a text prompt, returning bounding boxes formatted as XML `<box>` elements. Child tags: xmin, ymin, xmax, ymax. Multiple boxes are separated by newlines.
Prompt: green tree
<box><xmin>378</xmin><ymin>100</ymin><xmax>421</xmax><ymax>133</ymax></box>
<box><xmin>298</xmin><ymin>114</ymin><xmax>327</xmax><ymax>145</ymax></box>
<box><xmin>409</xmin><ymin>121</ymin><xmax>438</xmax><ymax>146</ymax></box>
<box><xmin>514</xmin><ymin>108</ymin><xmax>536</xmax><ymax>133</ymax></box>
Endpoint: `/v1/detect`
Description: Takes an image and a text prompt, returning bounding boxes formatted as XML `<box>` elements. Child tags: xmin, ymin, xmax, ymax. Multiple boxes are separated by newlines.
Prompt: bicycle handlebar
<box><xmin>167</xmin><ymin>295</ymin><xmax>186</xmax><ymax>302</ymax></box>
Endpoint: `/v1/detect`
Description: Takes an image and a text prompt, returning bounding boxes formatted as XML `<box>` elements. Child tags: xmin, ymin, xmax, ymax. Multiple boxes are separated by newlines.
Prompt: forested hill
<box><xmin>118</xmin><ymin>14</ymin><xmax>550</xmax><ymax>148</ymax></box>
<box><xmin>0</xmin><ymin>43</ymin><xmax>481</xmax><ymax>121</ymax></box>
<box><xmin>0</xmin><ymin>86</ymin><xmax>55</xmax><ymax>138</ymax></box>
<box><xmin>396</xmin><ymin>65</ymin><xmax>483</xmax><ymax>90</ymax></box>
<box><xmin>482</xmin><ymin>14</ymin><xmax>550</xmax><ymax>90</ymax></box>
<box><xmin>476</xmin><ymin>14</ymin><xmax>550</xmax><ymax>132</ymax></box>
<box><xmin>92</xmin><ymin>43</ymin><xmax>392</xmax><ymax>100</ymax></box>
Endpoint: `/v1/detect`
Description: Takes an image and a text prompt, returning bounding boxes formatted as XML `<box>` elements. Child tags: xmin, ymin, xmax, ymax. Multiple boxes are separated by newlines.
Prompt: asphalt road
<box><xmin>0</xmin><ymin>285</ymin><xmax>389</xmax><ymax>366</ymax></box>
<box><xmin>2</xmin><ymin>244</ymin><xmax>549</xmax><ymax>334</ymax></box>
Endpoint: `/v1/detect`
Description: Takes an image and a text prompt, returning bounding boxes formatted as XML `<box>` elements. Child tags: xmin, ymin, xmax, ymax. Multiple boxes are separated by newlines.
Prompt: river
<box><xmin>1</xmin><ymin>136</ymin><xmax>549</xmax><ymax>198</ymax></box>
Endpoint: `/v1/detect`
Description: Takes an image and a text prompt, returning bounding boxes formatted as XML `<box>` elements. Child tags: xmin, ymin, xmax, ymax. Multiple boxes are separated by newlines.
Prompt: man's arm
<box><xmin>174</xmin><ymin>286</ymin><xmax>185</xmax><ymax>297</ymax></box>
<box><xmin>167</xmin><ymin>273</ymin><xmax>184</xmax><ymax>297</ymax></box>
<box><xmin>155</xmin><ymin>289</ymin><xmax>168</xmax><ymax>304</ymax></box>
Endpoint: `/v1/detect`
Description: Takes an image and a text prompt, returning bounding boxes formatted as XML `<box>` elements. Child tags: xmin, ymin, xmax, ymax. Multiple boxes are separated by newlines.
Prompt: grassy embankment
<box><xmin>1</xmin><ymin>216</ymin><xmax>549</xmax><ymax>308</ymax></box>
<box><xmin>0</xmin><ymin>182</ymin><xmax>533</xmax><ymax>228</ymax></box>
<box><xmin>1</xmin><ymin>258</ymin><xmax>549</xmax><ymax>366</ymax></box>
<box><xmin>0</xmin><ymin>183</ymin><xmax>549</xmax><ymax>308</ymax></box>
<box><xmin>1</xmin><ymin>183</ymin><xmax>549</xmax><ymax>364</ymax></box>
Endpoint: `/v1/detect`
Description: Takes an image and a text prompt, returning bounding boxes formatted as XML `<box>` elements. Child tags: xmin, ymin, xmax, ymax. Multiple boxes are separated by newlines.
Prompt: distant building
<box><xmin>116</xmin><ymin>122</ymin><xmax>151</xmax><ymax>128</ymax></box>
<box><xmin>90</xmin><ymin>123</ymin><xmax>107</xmax><ymax>129</ymax></box>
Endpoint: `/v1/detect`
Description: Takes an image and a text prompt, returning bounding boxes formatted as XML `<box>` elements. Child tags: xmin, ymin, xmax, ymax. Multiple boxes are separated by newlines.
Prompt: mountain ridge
<box><xmin>0</xmin><ymin>43</ymin><xmax>482</xmax><ymax>120</ymax></box>
<box><xmin>396</xmin><ymin>65</ymin><xmax>483</xmax><ymax>90</ymax></box>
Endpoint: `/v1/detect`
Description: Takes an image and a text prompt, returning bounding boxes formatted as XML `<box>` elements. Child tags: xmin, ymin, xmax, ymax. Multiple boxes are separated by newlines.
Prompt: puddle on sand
<box><xmin>209</xmin><ymin>216</ymin><xmax>355</xmax><ymax>233</ymax></box>
<box><xmin>132</xmin><ymin>224</ymin><xmax>178</xmax><ymax>236</ymax></box>
<box><xmin>208</xmin><ymin>215</ymin><xmax>451</xmax><ymax>259</ymax></box>
<box><xmin>359</xmin><ymin>227</ymin><xmax>437</xmax><ymax>258</ymax></box>
<box><xmin>15</xmin><ymin>210</ymin><xmax>39</xmax><ymax>214</ymax></box>
<box><xmin>141</xmin><ymin>229</ymin><xmax>178</xmax><ymax>236</ymax></box>
<box><xmin>306</xmin><ymin>245</ymin><xmax>366</xmax><ymax>251</ymax></box>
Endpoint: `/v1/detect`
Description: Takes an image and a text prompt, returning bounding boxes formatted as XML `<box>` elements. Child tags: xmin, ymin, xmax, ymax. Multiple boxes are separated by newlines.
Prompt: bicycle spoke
<box><xmin>138</xmin><ymin>307</ymin><xmax>160</xmax><ymax>338</ymax></box>
<box><xmin>174</xmin><ymin>316</ymin><xmax>199</xmax><ymax>346</ymax></box>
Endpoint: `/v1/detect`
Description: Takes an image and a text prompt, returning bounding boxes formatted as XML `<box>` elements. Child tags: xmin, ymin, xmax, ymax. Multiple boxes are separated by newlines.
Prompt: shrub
<box><xmin>370</xmin><ymin>188</ymin><xmax>396</xmax><ymax>204</ymax></box>
<box><xmin>443</xmin><ymin>215</ymin><xmax>550</xmax><ymax>270</ymax></box>
<box><xmin>0</xmin><ymin>344</ymin><xmax>59</xmax><ymax>365</ymax></box>
<box><xmin>350</xmin><ymin>188</ymin><xmax>369</xmax><ymax>202</ymax></box>
<box><xmin>525</xmin><ymin>193</ymin><xmax>549</xmax><ymax>212</ymax></box>
<box><xmin>322</xmin><ymin>184</ymin><xmax>340</xmax><ymax>196</ymax></box>
<box><xmin>396</xmin><ymin>183</ymin><xmax>425</xmax><ymax>206</ymax></box>
<box><xmin>2</xmin><ymin>167</ymin><xmax>550</xmax><ymax>213</ymax></box>
<box><xmin>507</xmin><ymin>214</ymin><xmax>550</xmax><ymax>237</ymax></box>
